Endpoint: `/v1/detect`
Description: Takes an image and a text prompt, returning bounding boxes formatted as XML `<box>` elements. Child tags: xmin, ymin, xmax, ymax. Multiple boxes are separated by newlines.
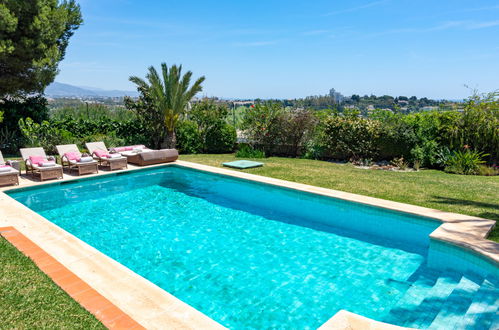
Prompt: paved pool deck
<box><xmin>0</xmin><ymin>160</ymin><xmax>497</xmax><ymax>329</ymax></box>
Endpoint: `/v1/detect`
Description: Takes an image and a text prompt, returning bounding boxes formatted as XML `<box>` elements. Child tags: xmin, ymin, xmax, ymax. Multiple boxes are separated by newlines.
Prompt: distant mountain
<box><xmin>45</xmin><ymin>82</ymin><xmax>138</xmax><ymax>98</ymax></box>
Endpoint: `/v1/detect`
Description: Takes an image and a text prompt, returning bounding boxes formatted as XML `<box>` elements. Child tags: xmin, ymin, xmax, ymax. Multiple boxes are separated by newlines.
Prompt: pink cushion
<box><xmin>29</xmin><ymin>156</ymin><xmax>46</xmax><ymax>165</ymax></box>
<box><xmin>125</xmin><ymin>146</ymin><xmax>133</xmax><ymax>151</ymax></box>
<box><xmin>0</xmin><ymin>165</ymin><xmax>11</xmax><ymax>168</ymax></box>
<box><xmin>64</xmin><ymin>152</ymin><xmax>81</xmax><ymax>161</ymax></box>
<box><xmin>114</xmin><ymin>147</ymin><xmax>126</xmax><ymax>152</ymax></box>
<box><xmin>93</xmin><ymin>150</ymin><xmax>110</xmax><ymax>158</ymax></box>
<box><xmin>131</xmin><ymin>145</ymin><xmax>145</xmax><ymax>149</ymax></box>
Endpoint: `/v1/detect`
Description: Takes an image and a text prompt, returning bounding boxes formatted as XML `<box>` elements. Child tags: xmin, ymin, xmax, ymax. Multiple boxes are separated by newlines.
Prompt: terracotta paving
<box><xmin>0</xmin><ymin>226</ymin><xmax>144</xmax><ymax>330</ymax></box>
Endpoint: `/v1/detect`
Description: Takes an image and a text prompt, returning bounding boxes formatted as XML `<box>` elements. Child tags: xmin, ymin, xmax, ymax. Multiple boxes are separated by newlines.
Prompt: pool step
<box><xmin>382</xmin><ymin>271</ymin><xmax>499</xmax><ymax>330</ymax></box>
<box><xmin>453</xmin><ymin>277</ymin><xmax>499</xmax><ymax>330</ymax></box>
<box><xmin>427</xmin><ymin>276</ymin><xmax>482</xmax><ymax>329</ymax></box>
<box><xmin>405</xmin><ymin>274</ymin><xmax>461</xmax><ymax>329</ymax></box>
<box><xmin>383</xmin><ymin>271</ymin><xmax>454</xmax><ymax>326</ymax></box>
<box><xmin>385</xmin><ymin>273</ymin><xmax>499</xmax><ymax>329</ymax></box>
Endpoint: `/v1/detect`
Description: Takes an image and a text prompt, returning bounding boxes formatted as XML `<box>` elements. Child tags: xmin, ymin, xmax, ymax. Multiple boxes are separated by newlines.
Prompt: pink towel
<box><xmin>29</xmin><ymin>155</ymin><xmax>46</xmax><ymax>164</ymax></box>
<box><xmin>64</xmin><ymin>152</ymin><xmax>81</xmax><ymax>161</ymax></box>
<box><xmin>130</xmin><ymin>145</ymin><xmax>145</xmax><ymax>150</ymax></box>
<box><xmin>93</xmin><ymin>149</ymin><xmax>110</xmax><ymax>158</ymax></box>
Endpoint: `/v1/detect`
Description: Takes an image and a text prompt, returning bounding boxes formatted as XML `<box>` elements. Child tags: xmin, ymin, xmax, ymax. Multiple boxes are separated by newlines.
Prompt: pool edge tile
<box><xmin>0</xmin><ymin>227</ymin><xmax>146</xmax><ymax>330</ymax></box>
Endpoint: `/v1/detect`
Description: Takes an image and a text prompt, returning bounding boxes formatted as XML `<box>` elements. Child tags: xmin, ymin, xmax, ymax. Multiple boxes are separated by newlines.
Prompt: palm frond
<box><xmin>136</xmin><ymin>62</ymin><xmax>205</xmax><ymax>133</ymax></box>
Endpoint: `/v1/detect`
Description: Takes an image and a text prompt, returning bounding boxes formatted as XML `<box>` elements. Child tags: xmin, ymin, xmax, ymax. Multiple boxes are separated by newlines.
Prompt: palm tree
<box><xmin>129</xmin><ymin>63</ymin><xmax>205</xmax><ymax>148</ymax></box>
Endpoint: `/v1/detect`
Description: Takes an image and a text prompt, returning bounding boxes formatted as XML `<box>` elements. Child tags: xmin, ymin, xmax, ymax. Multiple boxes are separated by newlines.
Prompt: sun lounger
<box><xmin>56</xmin><ymin>144</ymin><xmax>99</xmax><ymax>176</ymax></box>
<box><xmin>85</xmin><ymin>141</ymin><xmax>128</xmax><ymax>171</ymax></box>
<box><xmin>125</xmin><ymin>149</ymin><xmax>178</xmax><ymax>166</ymax></box>
<box><xmin>19</xmin><ymin>147</ymin><xmax>63</xmax><ymax>182</ymax></box>
<box><xmin>110</xmin><ymin>144</ymin><xmax>153</xmax><ymax>155</ymax></box>
<box><xmin>0</xmin><ymin>151</ymin><xmax>20</xmax><ymax>186</ymax></box>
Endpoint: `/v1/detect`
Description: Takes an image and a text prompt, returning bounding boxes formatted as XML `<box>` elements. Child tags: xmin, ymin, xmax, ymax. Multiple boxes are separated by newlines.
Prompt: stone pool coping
<box><xmin>0</xmin><ymin>226</ymin><xmax>144</xmax><ymax>329</ymax></box>
<box><xmin>0</xmin><ymin>160</ymin><xmax>497</xmax><ymax>329</ymax></box>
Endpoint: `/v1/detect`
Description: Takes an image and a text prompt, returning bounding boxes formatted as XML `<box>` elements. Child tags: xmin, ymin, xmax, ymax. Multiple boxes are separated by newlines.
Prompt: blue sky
<box><xmin>57</xmin><ymin>0</ymin><xmax>499</xmax><ymax>99</ymax></box>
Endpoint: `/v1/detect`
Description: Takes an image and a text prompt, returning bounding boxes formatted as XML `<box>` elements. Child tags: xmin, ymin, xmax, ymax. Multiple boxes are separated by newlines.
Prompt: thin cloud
<box><xmin>301</xmin><ymin>30</ymin><xmax>330</xmax><ymax>36</ymax></box>
<box><xmin>461</xmin><ymin>5</ymin><xmax>499</xmax><ymax>12</ymax></box>
<box><xmin>466</xmin><ymin>20</ymin><xmax>499</xmax><ymax>30</ymax></box>
<box><xmin>429</xmin><ymin>20</ymin><xmax>499</xmax><ymax>31</ymax></box>
<box><xmin>233</xmin><ymin>41</ymin><xmax>277</xmax><ymax>47</ymax></box>
<box><xmin>325</xmin><ymin>0</ymin><xmax>389</xmax><ymax>16</ymax></box>
<box><xmin>366</xmin><ymin>20</ymin><xmax>499</xmax><ymax>38</ymax></box>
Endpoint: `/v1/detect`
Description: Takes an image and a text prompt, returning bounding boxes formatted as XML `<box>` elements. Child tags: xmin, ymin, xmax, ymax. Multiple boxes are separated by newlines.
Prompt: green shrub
<box><xmin>377</xmin><ymin>113</ymin><xmax>417</xmax><ymax>160</ymax></box>
<box><xmin>434</xmin><ymin>146</ymin><xmax>452</xmax><ymax>169</ymax></box>
<box><xmin>279</xmin><ymin>109</ymin><xmax>317</xmax><ymax>157</ymax></box>
<box><xmin>477</xmin><ymin>165</ymin><xmax>499</xmax><ymax>176</ymax></box>
<box><xmin>413</xmin><ymin>160</ymin><xmax>421</xmax><ymax>171</ymax></box>
<box><xmin>322</xmin><ymin>115</ymin><xmax>381</xmax><ymax>161</ymax></box>
<box><xmin>81</xmin><ymin>132</ymin><xmax>125</xmax><ymax>151</ymax></box>
<box><xmin>303</xmin><ymin>136</ymin><xmax>327</xmax><ymax>159</ymax></box>
<box><xmin>410</xmin><ymin>139</ymin><xmax>440</xmax><ymax>168</ymax></box>
<box><xmin>18</xmin><ymin>117</ymin><xmax>76</xmax><ymax>154</ymax></box>
<box><xmin>184</xmin><ymin>101</ymin><xmax>236</xmax><ymax>154</ymax></box>
<box><xmin>0</xmin><ymin>96</ymin><xmax>49</xmax><ymax>152</ymax></box>
<box><xmin>240</xmin><ymin>102</ymin><xmax>284</xmax><ymax>154</ymax></box>
<box><xmin>176</xmin><ymin>120</ymin><xmax>202</xmax><ymax>154</ymax></box>
<box><xmin>446</xmin><ymin>92</ymin><xmax>498</xmax><ymax>163</ymax></box>
<box><xmin>444</xmin><ymin>149</ymin><xmax>488</xmax><ymax>175</ymax></box>
<box><xmin>303</xmin><ymin>118</ymin><xmax>328</xmax><ymax>159</ymax></box>
<box><xmin>205</xmin><ymin>123</ymin><xmax>236</xmax><ymax>153</ymax></box>
<box><xmin>51</xmin><ymin>118</ymin><xmax>150</xmax><ymax>147</ymax></box>
<box><xmin>391</xmin><ymin>157</ymin><xmax>409</xmax><ymax>170</ymax></box>
<box><xmin>235</xmin><ymin>144</ymin><xmax>265</xmax><ymax>158</ymax></box>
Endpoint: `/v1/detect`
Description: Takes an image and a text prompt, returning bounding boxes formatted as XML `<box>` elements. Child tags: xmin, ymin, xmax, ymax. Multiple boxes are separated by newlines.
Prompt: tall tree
<box><xmin>0</xmin><ymin>0</ymin><xmax>82</xmax><ymax>97</ymax></box>
<box><xmin>129</xmin><ymin>63</ymin><xmax>205</xmax><ymax>149</ymax></box>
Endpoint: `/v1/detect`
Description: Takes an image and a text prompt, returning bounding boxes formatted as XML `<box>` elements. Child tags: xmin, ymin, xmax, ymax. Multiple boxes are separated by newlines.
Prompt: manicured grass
<box><xmin>0</xmin><ymin>237</ymin><xmax>105</xmax><ymax>329</ymax></box>
<box><xmin>180</xmin><ymin>154</ymin><xmax>499</xmax><ymax>241</ymax></box>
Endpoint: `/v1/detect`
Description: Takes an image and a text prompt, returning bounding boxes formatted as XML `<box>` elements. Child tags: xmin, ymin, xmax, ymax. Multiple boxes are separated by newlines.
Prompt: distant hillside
<box><xmin>45</xmin><ymin>82</ymin><xmax>138</xmax><ymax>98</ymax></box>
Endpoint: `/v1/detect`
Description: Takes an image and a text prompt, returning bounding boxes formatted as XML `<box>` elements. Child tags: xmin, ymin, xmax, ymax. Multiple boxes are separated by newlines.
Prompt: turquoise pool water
<box><xmin>7</xmin><ymin>166</ymin><xmax>499</xmax><ymax>329</ymax></box>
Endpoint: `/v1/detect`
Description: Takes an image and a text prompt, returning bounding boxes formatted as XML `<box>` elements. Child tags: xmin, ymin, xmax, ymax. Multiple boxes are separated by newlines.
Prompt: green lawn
<box><xmin>180</xmin><ymin>154</ymin><xmax>499</xmax><ymax>241</ymax></box>
<box><xmin>0</xmin><ymin>237</ymin><xmax>104</xmax><ymax>329</ymax></box>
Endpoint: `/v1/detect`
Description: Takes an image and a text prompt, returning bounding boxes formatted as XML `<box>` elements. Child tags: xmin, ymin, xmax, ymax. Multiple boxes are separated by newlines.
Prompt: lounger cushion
<box><xmin>32</xmin><ymin>163</ymin><xmax>62</xmax><ymax>170</ymax></box>
<box><xmin>29</xmin><ymin>156</ymin><xmax>46</xmax><ymax>165</ymax></box>
<box><xmin>40</xmin><ymin>161</ymin><xmax>56</xmax><ymax>167</ymax></box>
<box><xmin>69</xmin><ymin>159</ymin><xmax>96</xmax><ymax>165</ymax></box>
<box><xmin>79</xmin><ymin>156</ymin><xmax>94</xmax><ymax>163</ymax></box>
<box><xmin>64</xmin><ymin>152</ymin><xmax>81</xmax><ymax>161</ymax></box>
<box><xmin>113</xmin><ymin>146</ymin><xmax>133</xmax><ymax>152</ymax></box>
<box><xmin>93</xmin><ymin>149</ymin><xmax>109</xmax><ymax>158</ymax></box>
<box><xmin>0</xmin><ymin>166</ymin><xmax>12</xmax><ymax>173</ymax></box>
<box><xmin>0</xmin><ymin>168</ymin><xmax>18</xmax><ymax>175</ymax></box>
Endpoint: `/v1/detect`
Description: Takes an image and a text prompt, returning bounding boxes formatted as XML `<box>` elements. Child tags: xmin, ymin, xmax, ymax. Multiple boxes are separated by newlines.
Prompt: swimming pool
<box><xmin>7</xmin><ymin>165</ymin><xmax>499</xmax><ymax>329</ymax></box>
